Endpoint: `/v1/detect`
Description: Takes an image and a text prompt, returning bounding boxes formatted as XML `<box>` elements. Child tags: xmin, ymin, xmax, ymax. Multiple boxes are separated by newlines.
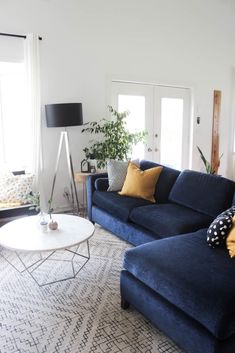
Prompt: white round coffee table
<box><xmin>0</xmin><ymin>214</ymin><xmax>95</xmax><ymax>286</ymax></box>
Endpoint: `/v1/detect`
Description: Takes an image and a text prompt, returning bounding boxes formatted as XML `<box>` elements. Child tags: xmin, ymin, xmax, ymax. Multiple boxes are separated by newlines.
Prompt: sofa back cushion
<box><xmin>140</xmin><ymin>160</ymin><xmax>180</xmax><ymax>203</ymax></box>
<box><xmin>169</xmin><ymin>170</ymin><xmax>235</xmax><ymax>217</ymax></box>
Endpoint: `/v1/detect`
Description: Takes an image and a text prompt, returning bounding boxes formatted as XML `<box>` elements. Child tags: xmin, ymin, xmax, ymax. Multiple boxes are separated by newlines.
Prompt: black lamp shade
<box><xmin>45</xmin><ymin>103</ymin><xmax>83</xmax><ymax>127</ymax></box>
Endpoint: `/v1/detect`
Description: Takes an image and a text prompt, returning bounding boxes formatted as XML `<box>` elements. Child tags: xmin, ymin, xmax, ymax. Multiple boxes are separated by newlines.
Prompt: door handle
<box><xmin>155</xmin><ymin>133</ymin><xmax>158</xmax><ymax>138</ymax></box>
<box><xmin>147</xmin><ymin>147</ymin><xmax>152</xmax><ymax>152</ymax></box>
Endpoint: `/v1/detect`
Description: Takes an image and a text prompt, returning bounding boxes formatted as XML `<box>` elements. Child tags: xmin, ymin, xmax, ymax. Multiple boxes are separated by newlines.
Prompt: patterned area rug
<box><xmin>0</xmin><ymin>225</ymin><xmax>184</xmax><ymax>353</ymax></box>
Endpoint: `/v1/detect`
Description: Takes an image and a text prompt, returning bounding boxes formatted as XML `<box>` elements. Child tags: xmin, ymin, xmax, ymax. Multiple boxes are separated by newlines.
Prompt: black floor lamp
<box><xmin>45</xmin><ymin>103</ymin><xmax>83</xmax><ymax>214</ymax></box>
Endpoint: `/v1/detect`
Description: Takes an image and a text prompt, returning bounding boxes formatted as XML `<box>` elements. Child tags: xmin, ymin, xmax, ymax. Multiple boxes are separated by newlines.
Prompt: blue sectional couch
<box><xmin>87</xmin><ymin>160</ymin><xmax>235</xmax><ymax>353</ymax></box>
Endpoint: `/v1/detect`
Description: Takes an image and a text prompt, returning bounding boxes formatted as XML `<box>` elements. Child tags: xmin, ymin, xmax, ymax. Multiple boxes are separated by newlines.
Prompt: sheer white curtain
<box><xmin>24</xmin><ymin>34</ymin><xmax>45</xmax><ymax>209</ymax></box>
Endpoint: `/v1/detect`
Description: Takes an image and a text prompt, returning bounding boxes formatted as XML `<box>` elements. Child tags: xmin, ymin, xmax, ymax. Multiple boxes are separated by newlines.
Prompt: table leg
<box><xmin>2</xmin><ymin>241</ymin><xmax>91</xmax><ymax>287</ymax></box>
<box><xmin>15</xmin><ymin>251</ymin><xmax>57</xmax><ymax>286</ymax></box>
<box><xmin>66</xmin><ymin>240</ymin><xmax>90</xmax><ymax>277</ymax></box>
<box><xmin>0</xmin><ymin>249</ymin><xmax>42</xmax><ymax>274</ymax></box>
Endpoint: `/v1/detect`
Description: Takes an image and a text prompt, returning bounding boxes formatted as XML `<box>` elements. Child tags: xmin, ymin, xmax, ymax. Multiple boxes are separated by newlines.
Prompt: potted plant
<box><xmin>22</xmin><ymin>192</ymin><xmax>48</xmax><ymax>230</ymax></box>
<box><xmin>82</xmin><ymin>106</ymin><xmax>147</xmax><ymax>169</ymax></box>
<box><xmin>197</xmin><ymin>146</ymin><xmax>223</xmax><ymax>174</ymax></box>
<box><xmin>22</xmin><ymin>191</ymin><xmax>40</xmax><ymax>212</ymax></box>
<box><xmin>48</xmin><ymin>198</ymin><xmax>58</xmax><ymax>230</ymax></box>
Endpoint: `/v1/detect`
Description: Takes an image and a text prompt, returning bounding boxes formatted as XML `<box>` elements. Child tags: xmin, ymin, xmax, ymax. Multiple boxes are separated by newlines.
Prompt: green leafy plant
<box><xmin>22</xmin><ymin>194</ymin><xmax>55</xmax><ymax>219</ymax></box>
<box><xmin>82</xmin><ymin>106</ymin><xmax>147</xmax><ymax>168</ymax></box>
<box><xmin>22</xmin><ymin>191</ymin><xmax>40</xmax><ymax>212</ymax></box>
<box><xmin>48</xmin><ymin>198</ymin><xmax>54</xmax><ymax>219</ymax></box>
<box><xmin>197</xmin><ymin>146</ymin><xmax>223</xmax><ymax>174</ymax></box>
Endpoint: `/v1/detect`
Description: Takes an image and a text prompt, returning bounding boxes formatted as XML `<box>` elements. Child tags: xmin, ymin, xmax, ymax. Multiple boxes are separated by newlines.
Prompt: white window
<box><xmin>0</xmin><ymin>61</ymin><xmax>31</xmax><ymax>171</ymax></box>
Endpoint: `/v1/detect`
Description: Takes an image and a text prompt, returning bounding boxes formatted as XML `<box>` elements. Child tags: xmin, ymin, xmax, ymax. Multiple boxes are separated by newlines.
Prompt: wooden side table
<box><xmin>74</xmin><ymin>172</ymin><xmax>94</xmax><ymax>217</ymax></box>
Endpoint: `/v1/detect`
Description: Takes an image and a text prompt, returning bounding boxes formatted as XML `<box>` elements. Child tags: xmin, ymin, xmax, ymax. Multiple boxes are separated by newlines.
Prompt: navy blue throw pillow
<box><xmin>207</xmin><ymin>206</ymin><xmax>235</xmax><ymax>248</ymax></box>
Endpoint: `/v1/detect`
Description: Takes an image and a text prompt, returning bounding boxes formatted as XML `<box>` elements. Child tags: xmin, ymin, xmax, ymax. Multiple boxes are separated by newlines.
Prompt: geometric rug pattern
<box><xmin>0</xmin><ymin>225</ymin><xmax>184</xmax><ymax>353</ymax></box>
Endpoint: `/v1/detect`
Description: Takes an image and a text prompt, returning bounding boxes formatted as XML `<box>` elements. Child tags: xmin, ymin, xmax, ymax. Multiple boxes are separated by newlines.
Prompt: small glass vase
<box><xmin>38</xmin><ymin>211</ymin><xmax>48</xmax><ymax>232</ymax></box>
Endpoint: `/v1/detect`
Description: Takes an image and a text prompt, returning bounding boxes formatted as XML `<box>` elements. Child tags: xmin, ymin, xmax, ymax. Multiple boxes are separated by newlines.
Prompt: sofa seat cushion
<box><xmin>92</xmin><ymin>191</ymin><xmax>151</xmax><ymax>222</ymax></box>
<box><xmin>129</xmin><ymin>203</ymin><xmax>213</xmax><ymax>237</ymax></box>
<box><xmin>124</xmin><ymin>229</ymin><xmax>235</xmax><ymax>340</ymax></box>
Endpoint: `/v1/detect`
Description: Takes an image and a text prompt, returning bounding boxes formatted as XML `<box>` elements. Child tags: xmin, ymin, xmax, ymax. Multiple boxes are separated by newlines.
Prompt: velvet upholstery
<box><xmin>169</xmin><ymin>170</ymin><xmax>235</xmax><ymax>217</ymax></box>
<box><xmin>86</xmin><ymin>173</ymin><xmax>108</xmax><ymax>220</ymax></box>
<box><xmin>92</xmin><ymin>206</ymin><xmax>158</xmax><ymax>245</ymax></box>
<box><xmin>129</xmin><ymin>203</ymin><xmax>213</xmax><ymax>237</ymax></box>
<box><xmin>87</xmin><ymin>164</ymin><xmax>235</xmax><ymax>353</ymax></box>
<box><xmin>140</xmin><ymin>160</ymin><xmax>180</xmax><ymax>203</ymax></box>
<box><xmin>232</xmin><ymin>192</ymin><xmax>235</xmax><ymax>206</ymax></box>
<box><xmin>94</xmin><ymin>177</ymin><xmax>109</xmax><ymax>191</ymax></box>
<box><xmin>121</xmin><ymin>271</ymin><xmax>235</xmax><ymax>353</ymax></box>
<box><xmin>93</xmin><ymin>190</ymin><xmax>151</xmax><ymax>222</ymax></box>
<box><xmin>123</xmin><ymin>229</ymin><xmax>235</xmax><ymax>340</ymax></box>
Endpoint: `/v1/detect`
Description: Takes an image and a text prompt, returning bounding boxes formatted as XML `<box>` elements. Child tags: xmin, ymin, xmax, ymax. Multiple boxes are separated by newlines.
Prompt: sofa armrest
<box><xmin>95</xmin><ymin>178</ymin><xmax>109</xmax><ymax>191</ymax></box>
<box><xmin>86</xmin><ymin>173</ymin><xmax>108</xmax><ymax>221</ymax></box>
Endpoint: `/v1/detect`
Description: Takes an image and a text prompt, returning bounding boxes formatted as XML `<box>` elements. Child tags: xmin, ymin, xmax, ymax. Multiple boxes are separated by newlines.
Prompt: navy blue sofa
<box><xmin>87</xmin><ymin>160</ymin><xmax>235</xmax><ymax>353</ymax></box>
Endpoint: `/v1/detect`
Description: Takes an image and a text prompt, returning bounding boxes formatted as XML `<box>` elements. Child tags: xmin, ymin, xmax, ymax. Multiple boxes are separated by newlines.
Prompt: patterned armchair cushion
<box><xmin>0</xmin><ymin>201</ymin><xmax>22</xmax><ymax>209</ymax></box>
<box><xmin>0</xmin><ymin>173</ymin><xmax>34</xmax><ymax>204</ymax></box>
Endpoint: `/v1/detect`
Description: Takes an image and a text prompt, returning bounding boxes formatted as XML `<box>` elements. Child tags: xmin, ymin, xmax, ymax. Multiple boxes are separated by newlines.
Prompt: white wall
<box><xmin>0</xmin><ymin>0</ymin><xmax>235</xmax><ymax>209</ymax></box>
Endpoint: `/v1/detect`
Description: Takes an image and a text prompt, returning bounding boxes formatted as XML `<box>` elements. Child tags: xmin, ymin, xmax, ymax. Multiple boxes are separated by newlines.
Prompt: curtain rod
<box><xmin>0</xmin><ymin>32</ymin><xmax>42</xmax><ymax>40</ymax></box>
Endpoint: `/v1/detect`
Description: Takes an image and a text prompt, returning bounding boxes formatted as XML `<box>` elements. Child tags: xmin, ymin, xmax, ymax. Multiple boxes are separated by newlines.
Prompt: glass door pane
<box><xmin>118</xmin><ymin>94</ymin><xmax>145</xmax><ymax>159</ymax></box>
<box><xmin>111</xmin><ymin>82</ymin><xmax>154</xmax><ymax>161</ymax></box>
<box><xmin>160</xmin><ymin>97</ymin><xmax>184</xmax><ymax>169</ymax></box>
<box><xmin>155</xmin><ymin>86</ymin><xmax>190</xmax><ymax>170</ymax></box>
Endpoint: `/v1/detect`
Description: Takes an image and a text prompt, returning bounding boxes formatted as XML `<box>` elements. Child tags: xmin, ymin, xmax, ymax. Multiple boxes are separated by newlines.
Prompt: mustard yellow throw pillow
<box><xmin>226</xmin><ymin>216</ymin><xmax>235</xmax><ymax>258</ymax></box>
<box><xmin>118</xmin><ymin>162</ymin><xmax>163</xmax><ymax>202</ymax></box>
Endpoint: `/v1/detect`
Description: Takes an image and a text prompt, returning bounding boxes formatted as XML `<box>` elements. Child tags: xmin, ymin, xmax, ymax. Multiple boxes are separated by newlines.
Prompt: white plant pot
<box><xmin>88</xmin><ymin>159</ymin><xmax>107</xmax><ymax>173</ymax></box>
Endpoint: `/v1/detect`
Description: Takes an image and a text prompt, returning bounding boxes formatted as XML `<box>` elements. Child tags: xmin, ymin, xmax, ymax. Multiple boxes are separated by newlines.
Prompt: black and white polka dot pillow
<box><xmin>207</xmin><ymin>216</ymin><xmax>233</xmax><ymax>248</ymax></box>
<box><xmin>207</xmin><ymin>206</ymin><xmax>235</xmax><ymax>248</ymax></box>
<box><xmin>220</xmin><ymin>205</ymin><xmax>235</xmax><ymax>218</ymax></box>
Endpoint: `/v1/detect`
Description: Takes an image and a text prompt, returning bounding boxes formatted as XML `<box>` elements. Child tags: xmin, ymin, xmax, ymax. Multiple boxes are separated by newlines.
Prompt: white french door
<box><xmin>154</xmin><ymin>86</ymin><xmax>190</xmax><ymax>170</ymax></box>
<box><xmin>111</xmin><ymin>81</ymin><xmax>191</xmax><ymax>170</ymax></box>
<box><xmin>111</xmin><ymin>82</ymin><xmax>153</xmax><ymax>160</ymax></box>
